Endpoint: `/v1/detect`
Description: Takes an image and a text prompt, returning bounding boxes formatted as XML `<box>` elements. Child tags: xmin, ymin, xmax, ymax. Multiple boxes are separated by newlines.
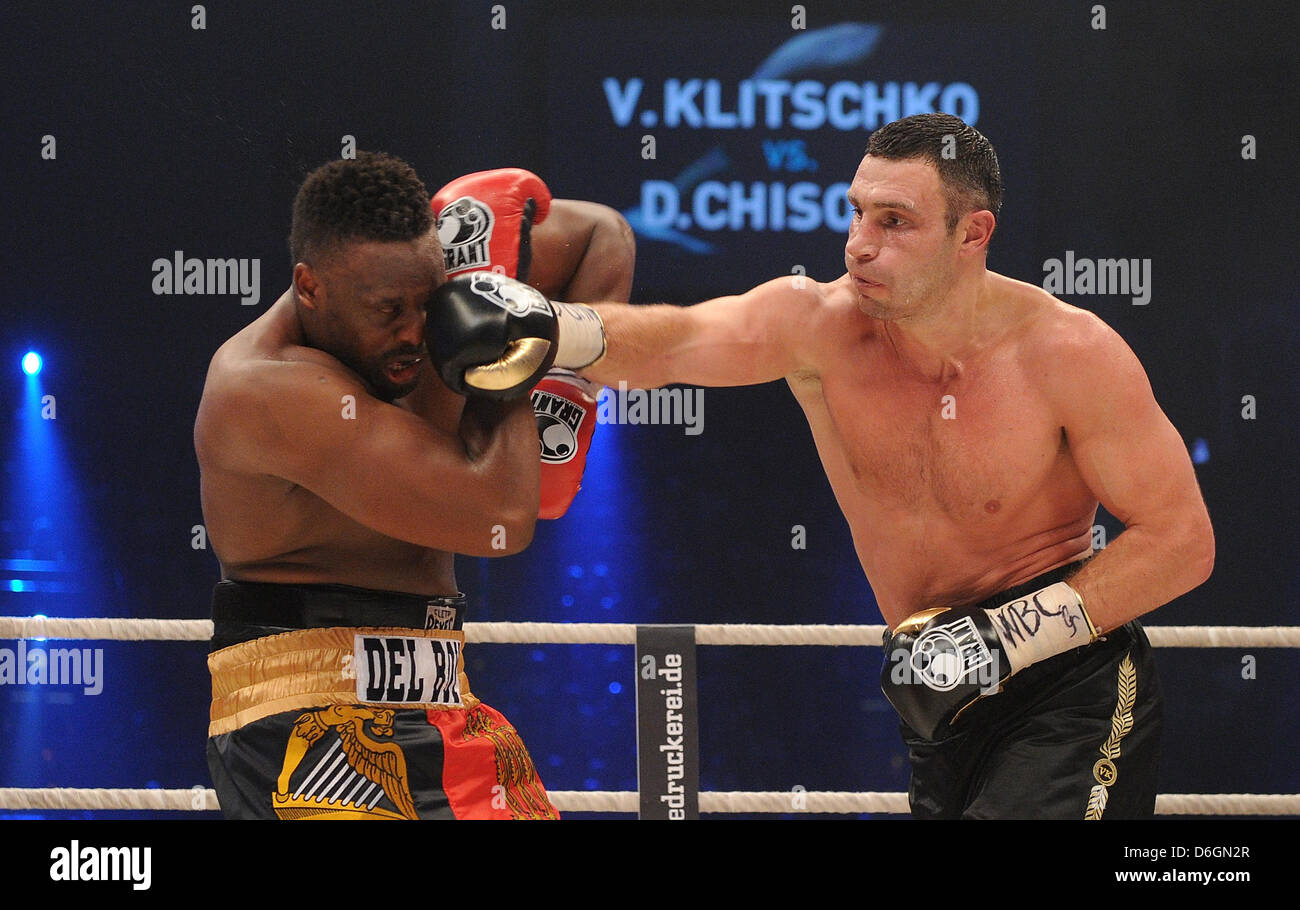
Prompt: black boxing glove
<box><xmin>427</xmin><ymin>271</ymin><xmax>556</xmax><ymax>400</ymax></box>
<box><xmin>428</xmin><ymin>271</ymin><xmax>606</xmax><ymax>400</ymax></box>
<box><xmin>880</xmin><ymin>581</ymin><xmax>1099</xmax><ymax>740</ymax></box>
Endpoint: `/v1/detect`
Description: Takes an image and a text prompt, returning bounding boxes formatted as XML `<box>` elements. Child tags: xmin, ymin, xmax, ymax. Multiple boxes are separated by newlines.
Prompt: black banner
<box><xmin>635</xmin><ymin>625</ymin><xmax>700</xmax><ymax>819</ymax></box>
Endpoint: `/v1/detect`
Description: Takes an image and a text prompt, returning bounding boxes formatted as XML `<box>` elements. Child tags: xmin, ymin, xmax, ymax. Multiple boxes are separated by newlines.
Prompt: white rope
<box><xmin>1152</xmin><ymin>793</ymin><xmax>1300</xmax><ymax>816</ymax></box>
<box><xmin>1</xmin><ymin>788</ymin><xmax>1294</xmax><ymax>815</ymax></box>
<box><xmin>0</xmin><ymin>787</ymin><xmax>219</xmax><ymax>812</ymax></box>
<box><xmin>697</xmin><ymin>790</ymin><xmax>912</xmax><ymax>814</ymax></box>
<box><xmin>468</xmin><ymin>622</ymin><xmax>891</xmax><ymax>646</ymax></box>
<box><xmin>1141</xmin><ymin>626</ymin><xmax>1300</xmax><ymax>648</ymax></box>
<box><xmin>1</xmin><ymin>616</ymin><xmax>1297</xmax><ymax>647</ymax></box>
<box><xmin>0</xmin><ymin>617</ymin><xmax>214</xmax><ymax>641</ymax></box>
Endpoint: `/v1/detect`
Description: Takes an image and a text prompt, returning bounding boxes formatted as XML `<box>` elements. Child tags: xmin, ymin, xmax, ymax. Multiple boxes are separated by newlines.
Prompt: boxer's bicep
<box><xmin>530</xmin><ymin>200</ymin><xmax>635</xmax><ymax>302</ymax></box>
<box><xmin>220</xmin><ymin>363</ymin><xmax>527</xmax><ymax>555</ymax></box>
<box><xmin>1056</xmin><ymin>327</ymin><xmax>1211</xmax><ymax>545</ymax></box>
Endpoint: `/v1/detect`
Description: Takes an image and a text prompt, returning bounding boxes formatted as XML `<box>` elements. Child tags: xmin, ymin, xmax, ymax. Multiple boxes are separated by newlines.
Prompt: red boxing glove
<box><xmin>432</xmin><ymin>168</ymin><xmax>552</xmax><ymax>282</ymax></box>
<box><xmin>531</xmin><ymin>370</ymin><xmax>599</xmax><ymax>519</ymax></box>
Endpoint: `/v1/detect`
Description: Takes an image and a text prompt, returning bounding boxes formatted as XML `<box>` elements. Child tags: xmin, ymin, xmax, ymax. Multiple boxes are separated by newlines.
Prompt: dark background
<box><xmin>1</xmin><ymin>0</ymin><xmax>1296</xmax><ymax>818</ymax></box>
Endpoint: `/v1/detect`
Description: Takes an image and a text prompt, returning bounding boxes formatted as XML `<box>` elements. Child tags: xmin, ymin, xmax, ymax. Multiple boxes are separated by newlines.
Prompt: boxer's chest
<box><xmin>801</xmin><ymin>349</ymin><xmax>1066</xmax><ymax>520</ymax></box>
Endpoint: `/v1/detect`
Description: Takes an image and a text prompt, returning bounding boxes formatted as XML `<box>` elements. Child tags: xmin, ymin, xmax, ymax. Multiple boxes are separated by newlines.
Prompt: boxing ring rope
<box><xmin>3</xmin><ymin>616</ymin><xmax>1300</xmax><ymax>648</ymax></box>
<box><xmin>2</xmin><ymin>616</ymin><xmax>1297</xmax><ymax>816</ymax></box>
<box><xmin>3</xmin><ymin>787</ymin><xmax>1295</xmax><ymax>815</ymax></box>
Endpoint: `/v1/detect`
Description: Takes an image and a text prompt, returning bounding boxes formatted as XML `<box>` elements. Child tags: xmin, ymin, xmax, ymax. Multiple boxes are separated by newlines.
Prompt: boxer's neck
<box><xmin>881</xmin><ymin>271</ymin><xmax>1002</xmax><ymax>382</ymax></box>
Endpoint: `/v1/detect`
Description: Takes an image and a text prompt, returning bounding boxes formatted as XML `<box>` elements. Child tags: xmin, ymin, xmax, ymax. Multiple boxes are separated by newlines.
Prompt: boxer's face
<box><xmin>844</xmin><ymin>156</ymin><xmax>964</xmax><ymax>321</ymax></box>
<box><xmin>296</xmin><ymin>231</ymin><xmax>445</xmax><ymax>402</ymax></box>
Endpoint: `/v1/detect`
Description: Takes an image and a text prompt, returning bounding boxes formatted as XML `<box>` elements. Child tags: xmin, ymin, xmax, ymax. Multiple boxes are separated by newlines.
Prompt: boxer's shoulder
<box><xmin>197</xmin><ymin>304</ymin><xmax>368</xmax><ymax>469</ymax></box>
<box><xmin>764</xmin><ymin>274</ymin><xmax>874</xmax><ymax>382</ymax></box>
<box><xmin>803</xmin><ymin>273</ymin><xmax>885</xmax><ymax>338</ymax></box>
<box><xmin>748</xmin><ymin>271</ymin><xmax>855</xmax><ymax>317</ymax></box>
<box><xmin>997</xmin><ymin>274</ymin><xmax>1151</xmax><ymax>412</ymax></box>
<box><xmin>984</xmin><ymin>273</ymin><xmax>1125</xmax><ymax>365</ymax></box>
<box><xmin>203</xmin><ymin>339</ymin><xmax>354</xmax><ymax>418</ymax></box>
<box><xmin>206</xmin><ymin>297</ymin><xmax>355</xmax><ymax>395</ymax></box>
<box><xmin>1026</xmin><ymin>295</ymin><xmax>1135</xmax><ymax>369</ymax></box>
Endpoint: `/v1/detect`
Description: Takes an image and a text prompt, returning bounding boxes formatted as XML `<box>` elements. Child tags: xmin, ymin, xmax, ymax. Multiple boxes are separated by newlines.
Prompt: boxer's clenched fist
<box><xmin>881</xmin><ymin>581</ymin><xmax>1099</xmax><ymax>740</ymax></box>
<box><xmin>428</xmin><ymin>272</ymin><xmax>606</xmax><ymax>400</ymax></box>
<box><xmin>428</xmin><ymin>272</ymin><xmax>557</xmax><ymax>399</ymax></box>
<box><xmin>531</xmin><ymin>370</ymin><xmax>600</xmax><ymax>519</ymax></box>
<box><xmin>433</xmin><ymin>168</ymin><xmax>551</xmax><ymax>282</ymax></box>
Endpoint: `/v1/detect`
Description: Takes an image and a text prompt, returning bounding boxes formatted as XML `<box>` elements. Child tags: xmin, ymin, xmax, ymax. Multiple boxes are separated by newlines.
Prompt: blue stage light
<box><xmin>22</xmin><ymin>351</ymin><xmax>42</xmax><ymax>376</ymax></box>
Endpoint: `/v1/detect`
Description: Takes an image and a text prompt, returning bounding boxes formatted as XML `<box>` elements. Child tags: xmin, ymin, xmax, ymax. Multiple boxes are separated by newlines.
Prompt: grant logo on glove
<box><xmin>427</xmin><ymin>272</ymin><xmax>559</xmax><ymax>399</ymax></box>
<box><xmin>431</xmin><ymin>168</ymin><xmax>551</xmax><ymax>282</ymax></box>
<box><xmin>909</xmin><ymin>615</ymin><xmax>995</xmax><ymax>692</ymax></box>
<box><xmin>880</xmin><ymin>580</ymin><xmax>1098</xmax><ymax>741</ymax></box>
<box><xmin>533</xmin><ymin>370</ymin><xmax>599</xmax><ymax>518</ymax></box>
<box><xmin>532</xmin><ymin>388</ymin><xmax>589</xmax><ymax>464</ymax></box>
<box><xmin>467</xmin><ymin>271</ymin><xmax>553</xmax><ymax>319</ymax></box>
<box><xmin>436</xmin><ymin>196</ymin><xmax>495</xmax><ymax>273</ymax></box>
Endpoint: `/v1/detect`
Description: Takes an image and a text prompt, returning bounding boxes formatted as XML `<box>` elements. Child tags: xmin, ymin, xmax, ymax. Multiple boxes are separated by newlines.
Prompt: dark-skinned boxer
<box><xmin>196</xmin><ymin>155</ymin><xmax>630</xmax><ymax>819</ymax></box>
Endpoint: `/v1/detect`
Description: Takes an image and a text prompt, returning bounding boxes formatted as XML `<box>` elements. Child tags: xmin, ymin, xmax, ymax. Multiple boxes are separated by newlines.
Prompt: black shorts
<box><xmin>205</xmin><ymin>580</ymin><xmax>558</xmax><ymax>820</ymax></box>
<box><xmin>899</xmin><ymin>561</ymin><xmax>1164</xmax><ymax>819</ymax></box>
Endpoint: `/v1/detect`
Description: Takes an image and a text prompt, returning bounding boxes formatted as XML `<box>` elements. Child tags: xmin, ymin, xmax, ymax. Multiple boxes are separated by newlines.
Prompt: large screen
<box><xmin>544</xmin><ymin>15</ymin><xmax>1039</xmax><ymax>300</ymax></box>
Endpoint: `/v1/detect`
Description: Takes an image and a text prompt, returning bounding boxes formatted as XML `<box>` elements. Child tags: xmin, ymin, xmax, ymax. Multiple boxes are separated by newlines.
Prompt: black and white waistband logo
<box><xmin>910</xmin><ymin>616</ymin><xmax>992</xmax><ymax>691</ymax></box>
<box><xmin>531</xmin><ymin>389</ymin><xmax>588</xmax><ymax>463</ymax></box>
<box><xmin>354</xmin><ymin>634</ymin><xmax>462</xmax><ymax>706</ymax></box>
<box><xmin>437</xmin><ymin>195</ymin><xmax>493</xmax><ymax>274</ymax></box>
<box><xmin>424</xmin><ymin>603</ymin><xmax>458</xmax><ymax>631</ymax></box>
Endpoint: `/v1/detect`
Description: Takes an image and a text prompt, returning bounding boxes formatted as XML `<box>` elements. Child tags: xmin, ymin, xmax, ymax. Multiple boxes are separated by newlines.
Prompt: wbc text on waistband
<box><xmin>635</xmin><ymin>625</ymin><xmax>700</xmax><ymax>819</ymax></box>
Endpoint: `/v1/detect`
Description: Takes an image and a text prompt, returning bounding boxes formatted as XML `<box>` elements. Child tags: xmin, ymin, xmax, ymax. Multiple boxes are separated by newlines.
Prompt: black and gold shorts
<box><xmin>899</xmin><ymin>561</ymin><xmax>1164</xmax><ymax>819</ymax></box>
<box><xmin>205</xmin><ymin>580</ymin><xmax>558</xmax><ymax>820</ymax></box>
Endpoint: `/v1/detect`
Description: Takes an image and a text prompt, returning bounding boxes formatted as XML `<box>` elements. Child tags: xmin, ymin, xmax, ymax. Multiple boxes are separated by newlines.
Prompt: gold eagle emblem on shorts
<box><xmin>273</xmin><ymin>706</ymin><xmax>418</xmax><ymax>820</ymax></box>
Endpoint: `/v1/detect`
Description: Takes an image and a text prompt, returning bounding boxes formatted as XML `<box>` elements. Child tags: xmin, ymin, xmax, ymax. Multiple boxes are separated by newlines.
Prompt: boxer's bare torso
<box><xmin>584</xmin><ymin>152</ymin><xmax>1210</xmax><ymax>633</ymax></box>
<box><xmin>194</xmin><ymin>198</ymin><xmax>635</xmax><ymax>598</ymax></box>
<box><xmin>195</xmin><ymin>293</ymin><xmax>463</xmax><ymax>596</ymax></box>
<box><xmin>788</xmin><ymin>272</ymin><xmax>1097</xmax><ymax>627</ymax></box>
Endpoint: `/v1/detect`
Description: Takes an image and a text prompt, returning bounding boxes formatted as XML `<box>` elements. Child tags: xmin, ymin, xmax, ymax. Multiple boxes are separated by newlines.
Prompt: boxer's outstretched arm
<box><xmin>199</xmin><ymin>358</ymin><xmax>539</xmax><ymax>556</ymax></box>
<box><xmin>1047</xmin><ymin>312</ymin><xmax>1215</xmax><ymax>632</ymax></box>
<box><xmin>529</xmin><ymin>200</ymin><xmax>636</xmax><ymax>303</ymax></box>
<box><xmin>582</xmin><ymin>276</ymin><xmax>822</xmax><ymax>389</ymax></box>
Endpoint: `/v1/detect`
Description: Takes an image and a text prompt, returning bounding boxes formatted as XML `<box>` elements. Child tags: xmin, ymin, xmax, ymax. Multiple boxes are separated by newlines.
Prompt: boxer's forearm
<box><xmin>456</xmin><ymin>397</ymin><xmax>540</xmax><ymax>551</ymax></box>
<box><xmin>1066</xmin><ymin>518</ymin><xmax>1215</xmax><ymax>634</ymax></box>
<box><xmin>582</xmin><ymin>302</ymin><xmax>693</xmax><ymax>389</ymax></box>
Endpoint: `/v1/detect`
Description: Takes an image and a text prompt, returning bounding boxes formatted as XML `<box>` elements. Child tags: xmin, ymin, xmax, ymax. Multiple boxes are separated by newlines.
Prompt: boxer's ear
<box><xmin>957</xmin><ymin>209</ymin><xmax>996</xmax><ymax>254</ymax></box>
<box><xmin>293</xmin><ymin>261</ymin><xmax>323</xmax><ymax>310</ymax></box>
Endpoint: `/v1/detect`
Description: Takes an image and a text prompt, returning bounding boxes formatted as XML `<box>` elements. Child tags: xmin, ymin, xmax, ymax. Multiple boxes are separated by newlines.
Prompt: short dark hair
<box><xmin>864</xmin><ymin>113</ymin><xmax>1002</xmax><ymax>233</ymax></box>
<box><xmin>288</xmin><ymin>151</ymin><xmax>433</xmax><ymax>265</ymax></box>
